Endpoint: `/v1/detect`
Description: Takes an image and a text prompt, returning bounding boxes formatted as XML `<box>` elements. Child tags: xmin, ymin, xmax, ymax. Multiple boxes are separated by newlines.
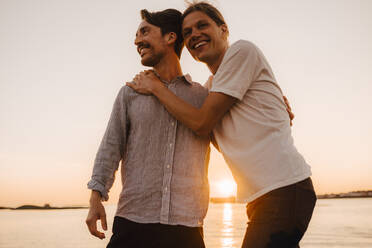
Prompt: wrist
<box><xmin>90</xmin><ymin>190</ymin><xmax>102</xmax><ymax>203</ymax></box>
<box><xmin>152</xmin><ymin>80</ymin><xmax>166</xmax><ymax>95</ymax></box>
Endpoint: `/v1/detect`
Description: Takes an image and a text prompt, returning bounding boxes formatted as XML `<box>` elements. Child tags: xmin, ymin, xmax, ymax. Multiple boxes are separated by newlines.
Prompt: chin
<box><xmin>141</xmin><ymin>58</ymin><xmax>155</xmax><ymax>67</ymax></box>
<box><xmin>141</xmin><ymin>53</ymin><xmax>162</xmax><ymax>67</ymax></box>
<box><xmin>195</xmin><ymin>54</ymin><xmax>209</xmax><ymax>63</ymax></box>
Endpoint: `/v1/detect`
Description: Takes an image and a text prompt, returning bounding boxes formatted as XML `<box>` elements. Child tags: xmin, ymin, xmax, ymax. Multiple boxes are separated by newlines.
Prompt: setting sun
<box><xmin>216</xmin><ymin>180</ymin><xmax>237</xmax><ymax>197</ymax></box>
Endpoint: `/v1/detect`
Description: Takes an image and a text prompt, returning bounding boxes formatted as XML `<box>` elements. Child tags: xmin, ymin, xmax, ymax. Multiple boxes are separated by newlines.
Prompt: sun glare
<box><xmin>216</xmin><ymin>180</ymin><xmax>237</xmax><ymax>197</ymax></box>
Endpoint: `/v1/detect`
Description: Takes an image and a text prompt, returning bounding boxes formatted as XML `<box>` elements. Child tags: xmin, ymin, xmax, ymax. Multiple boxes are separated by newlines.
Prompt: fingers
<box><xmin>126</xmin><ymin>81</ymin><xmax>136</xmax><ymax>90</ymax></box>
<box><xmin>283</xmin><ymin>95</ymin><xmax>295</xmax><ymax>126</ymax></box>
<box><xmin>283</xmin><ymin>96</ymin><xmax>291</xmax><ymax>110</ymax></box>
<box><xmin>86</xmin><ymin>216</ymin><xmax>105</xmax><ymax>239</ymax></box>
<box><xmin>133</xmin><ymin>74</ymin><xmax>140</xmax><ymax>82</ymax></box>
<box><xmin>132</xmin><ymin>73</ymin><xmax>146</xmax><ymax>83</ymax></box>
<box><xmin>85</xmin><ymin>203</ymin><xmax>107</xmax><ymax>240</ymax></box>
<box><xmin>132</xmin><ymin>71</ymin><xmax>154</xmax><ymax>83</ymax></box>
<box><xmin>144</xmin><ymin>69</ymin><xmax>154</xmax><ymax>75</ymax></box>
<box><xmin>101</xmin><ymin>213</ymin><xmax>108</xmax><ymax>231</ymax></box>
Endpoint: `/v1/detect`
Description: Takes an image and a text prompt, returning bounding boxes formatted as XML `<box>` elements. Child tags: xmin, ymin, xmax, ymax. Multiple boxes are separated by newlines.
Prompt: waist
<box><xmin>249</xmin><ymin>177</ymin><xmax>315</xmax><ymax>206</ymax></box>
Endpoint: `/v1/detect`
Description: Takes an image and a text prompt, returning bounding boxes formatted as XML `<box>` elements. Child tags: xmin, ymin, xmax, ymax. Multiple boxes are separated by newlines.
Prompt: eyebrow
<box><xmin>196</xmin><ymin>20</ymin><xmax>208</xmax><ymax>25</ymax></box>
<box><xmin>135</xmin><ymin>26</ymin><xmax>150</xmax><ymax>37</ymax></box>
<box><xmin>183</xmin><ymin>19</ymin><xmax>208</xmax><ymax>30</ymax></box>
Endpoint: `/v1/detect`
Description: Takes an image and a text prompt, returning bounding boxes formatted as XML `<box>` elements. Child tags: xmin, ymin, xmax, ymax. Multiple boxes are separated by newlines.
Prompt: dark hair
<box><xmin>140</xmin><ymin>9</ymin><xmax>184</xmax><ymax>58</ymax></box>
<box><xmin>182</xmin><ymin>2</ymin><xmax>226</xmax><ymax>27</ymax></box>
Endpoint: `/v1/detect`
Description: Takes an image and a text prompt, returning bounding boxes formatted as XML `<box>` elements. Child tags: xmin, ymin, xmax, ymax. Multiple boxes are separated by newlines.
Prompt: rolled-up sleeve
<box><xmin>87</xmin><ymin>87</ymin><xmax>128</xmax><ymax>201</ymax></box>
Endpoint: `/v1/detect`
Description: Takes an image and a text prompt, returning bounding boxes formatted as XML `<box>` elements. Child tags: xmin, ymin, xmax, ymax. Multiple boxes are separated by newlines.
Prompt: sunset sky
<box><xmin>1</xmin><ymin>0</ymin><xmax>371</xmax><ymax>207</ymax></box>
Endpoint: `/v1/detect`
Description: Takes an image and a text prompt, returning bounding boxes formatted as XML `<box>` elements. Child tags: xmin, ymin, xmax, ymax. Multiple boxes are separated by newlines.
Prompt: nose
<box><xmin>190</xmin><ymin>29</ymin><xmax>202</xmax><ymax>42</ymax></box>
<box><xmin>134</xmin><ymin>34</ymin><xmax>141</xmax><ymax>46</ymax></box>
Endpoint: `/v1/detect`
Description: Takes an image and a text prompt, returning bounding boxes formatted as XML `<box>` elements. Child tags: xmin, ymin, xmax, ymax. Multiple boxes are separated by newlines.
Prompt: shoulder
<box><xmin>120</xmin><ymin>84</ymin><xmax>146</xmax><ymax>96</ymax></box>
<box><xmin>231</xmin><ymin>40</ymin><xmax>257</xmax><ymax>51</ymax></box>
<box><xmin>190</xmin><ymin>81</ymin><xmax>207</xmax><ymax>89</ymax></box>
<box><xmin>115</xmin><ymin>85</ymin><xmax>143</xmax><ymax>103</ymax></box>
<box><xmin>227</xmin><ymin>40</ymin><xmax>259</xmax><ymax>57</ymax></box>
<box><xmin>181</xmin><ymin>75</ymin><xmax>208</xmax><ymax>94</ymax></box>
<box><xmin>182</xmin><ymin>80</ymin><xmax>209</xmax><ymax>101</ymax></box>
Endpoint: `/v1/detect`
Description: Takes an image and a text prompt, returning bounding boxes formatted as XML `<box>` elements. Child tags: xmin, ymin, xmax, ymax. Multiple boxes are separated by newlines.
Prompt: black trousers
<box><xmin>106</xmin><ymin>216</ymin><xmax>205</xmax><ymax>248</ymax></box>
<box><xmin>242</xmin><ymin>178</ymin><xmax>317</xmax><ymax>248</ymax></box>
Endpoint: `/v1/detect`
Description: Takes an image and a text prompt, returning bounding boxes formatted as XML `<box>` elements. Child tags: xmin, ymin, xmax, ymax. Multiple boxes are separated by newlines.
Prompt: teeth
<box><xmin>139</xmin><ymin>47</ymin><xmax>148</xmax><ymax>56</ymax></box>
<box><xmin>194</xmin><ymin>41</ymin><xmax>207</xmax><ymax>49</ymax></box>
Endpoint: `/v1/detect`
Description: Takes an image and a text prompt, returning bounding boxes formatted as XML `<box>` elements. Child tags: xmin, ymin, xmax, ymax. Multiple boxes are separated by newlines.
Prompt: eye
<box><xmin>198</xmin><ymin>22</ymin><xmax>208</xmax><ymax>29</ymax></box>
<box><xmin>141</xmin><ymin>28</ymin><xmax>149</xmax><ymax>35</ymax></box>
<box><xmin>183</xmin><ymin>29</ymin><xmax>191</xmax><ymax>38</ymax></box>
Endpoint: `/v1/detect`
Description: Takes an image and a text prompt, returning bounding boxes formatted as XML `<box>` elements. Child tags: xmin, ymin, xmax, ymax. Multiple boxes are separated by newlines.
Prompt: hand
<box><xmin>85</xmin><ymin>191</ymin><xmax>107</xmax><ymax>239</ymax></box>
<box><xmin>126</xmin><ymin>70</ymin><xmax>162</xmax><ymax>95</ymax></box>
<box><xmin>283</xmin><ymin>96</ymin><xmax>295</xmax><ymax>126</ymax></box>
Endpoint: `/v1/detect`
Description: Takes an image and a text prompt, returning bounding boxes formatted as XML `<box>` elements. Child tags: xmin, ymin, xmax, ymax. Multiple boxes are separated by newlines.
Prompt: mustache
<box><xmin>137</xmin><ymin>42</ymin><xmax>151</xmax><ymax>53</ymax></box>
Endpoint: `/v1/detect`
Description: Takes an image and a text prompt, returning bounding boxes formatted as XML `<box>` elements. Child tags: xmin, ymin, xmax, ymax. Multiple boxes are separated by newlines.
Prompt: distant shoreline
<box><xmin>211</xmin><ymin>190</ymin><xmax>372</xmax><ymax>203</ymax></box>
<box><xmin>2</xmin><ymin>190</ymin><xmax>371</xmax><ymax>209</ymax></box>
<box><xmin>0</xmin><ymin>204</ymin><xmax>88</xmax><ymax>210</ymax></box>
<box><xmin>317</xmin><ymin>190</ymin><xmax>372</xmax><ymax>199</ymax></box>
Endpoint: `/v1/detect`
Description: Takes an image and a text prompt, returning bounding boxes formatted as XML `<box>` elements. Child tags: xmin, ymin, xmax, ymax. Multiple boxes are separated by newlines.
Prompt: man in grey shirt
<box><xmin>85</xmin><ymin>9</ymin><xmax>210</xmax><ymax>248</ymax></box>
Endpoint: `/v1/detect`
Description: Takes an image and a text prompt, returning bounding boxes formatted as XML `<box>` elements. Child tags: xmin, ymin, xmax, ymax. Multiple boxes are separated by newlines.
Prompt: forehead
<box><xmin>136</xmin><ymin>20</ymin><xmax>159</xmax><ymax>34</ymax></box>
<box><xmin>182</xmin><ymin>11</ymin><xmax>215</xmax><ymax>29</ymax></box>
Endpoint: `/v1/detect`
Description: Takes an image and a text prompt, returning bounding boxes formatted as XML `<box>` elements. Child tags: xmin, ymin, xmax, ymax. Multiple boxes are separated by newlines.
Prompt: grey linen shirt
<box><xmin>87</xmin><ymin>75</ymin><xmax>210</xmax><ymax>227</ymax></box>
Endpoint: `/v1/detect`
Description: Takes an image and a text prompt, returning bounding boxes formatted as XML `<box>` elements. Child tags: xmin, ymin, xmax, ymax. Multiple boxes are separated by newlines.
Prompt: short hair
<box><xmin>140</xmin><ymin>9</ymin><xmax>184</xmax><ymax>58</ymax></box>
<box><xmin>182</xmin><ymin>2</ymin><xmax>226</xmax><ymax>27</ymax></box>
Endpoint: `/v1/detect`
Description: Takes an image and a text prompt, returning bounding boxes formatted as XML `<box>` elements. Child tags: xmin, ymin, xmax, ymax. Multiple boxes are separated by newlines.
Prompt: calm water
<box><xmin>1</xmin><ymin>198</ymin><xmax>372</xmax><ymax>248</ymax></box>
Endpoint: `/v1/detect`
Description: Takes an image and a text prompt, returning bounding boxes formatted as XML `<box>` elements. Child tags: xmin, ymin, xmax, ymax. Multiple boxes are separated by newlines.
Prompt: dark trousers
<box><xmin>106</xmin><ymin>216</ymin><xmax>205</xmax><ymax>248</ymax></box>
<box><xmin>242</xmin><ymin>178</ymin><xmax>317</xmax><ymax>248</ymax></box>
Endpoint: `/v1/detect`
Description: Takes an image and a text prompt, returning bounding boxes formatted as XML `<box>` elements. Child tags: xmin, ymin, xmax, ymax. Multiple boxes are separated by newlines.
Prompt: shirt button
<box><xmin>171</xmin><ymin>122</ymin><xmax>174</xmax><ymax>126</ymax></box>
<box><xmin>167</xmin><ymin>164</ymin><xmax>170</xmax><ymax>169</ymax></box>
<box><xmin>169</xmin><ymin>143</ymin><xmax>172</xmax><ymax>147</ymax></box>
<box><xmin>164</xmin><ymin>187</ymin><xmax>167</xmax><ymax>192</ymax></box>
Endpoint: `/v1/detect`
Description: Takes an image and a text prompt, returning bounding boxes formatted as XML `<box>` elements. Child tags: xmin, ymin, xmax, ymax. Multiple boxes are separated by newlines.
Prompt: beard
<box><xmin>141</xmin><ymin>50</ymin><xmax>164</xmax><ymax>67</ymax></box>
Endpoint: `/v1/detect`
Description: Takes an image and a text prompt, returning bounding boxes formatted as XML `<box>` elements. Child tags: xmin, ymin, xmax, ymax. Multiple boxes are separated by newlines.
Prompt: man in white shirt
<box><xmin>127</xmin><ymin>2</ymin><xmax>316</xmax><ymax>247</ymax></box>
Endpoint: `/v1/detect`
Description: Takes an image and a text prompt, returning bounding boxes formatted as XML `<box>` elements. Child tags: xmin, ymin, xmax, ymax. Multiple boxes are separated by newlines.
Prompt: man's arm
<box><xmin>128</xmin><ymin>71</ymin><xmax>295</xmax><ymax>133</ymax></box>
<box><xmin>86</xmin><ymin>190</ymin><xmax>107</xmax><ymax>239</ymax></box>
<box><xmin>128</xmin><ymin>71</ymin><xmax>236</xmax><ymax>137</ymax></box>
<box><xmin>86</xmin><ymin>87</ymin><xmax>128</xmax><ymax>239</ymax></box>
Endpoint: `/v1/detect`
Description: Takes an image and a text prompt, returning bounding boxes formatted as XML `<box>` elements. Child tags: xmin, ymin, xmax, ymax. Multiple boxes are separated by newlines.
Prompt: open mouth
<box><xmin>137</xmin><ymin>43</ymin><xmax>151</xmax><ymax>57</ymax></box>
<box><xmin>191</xmin><ymin>40</ymin><xmax>209</xmax><ymax>50</ymax></box>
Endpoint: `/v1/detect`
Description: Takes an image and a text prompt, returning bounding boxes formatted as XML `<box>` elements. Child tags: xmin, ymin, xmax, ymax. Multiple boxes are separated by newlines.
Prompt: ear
<box><xmin>220</xmin><ymin>24</ymin><xmax>229</xmax><ymax>39</ymax></box>
<box><xmin>165</xmin><ymin>32</ymin><xmax>177</xmax><ymax>45</ymax></box>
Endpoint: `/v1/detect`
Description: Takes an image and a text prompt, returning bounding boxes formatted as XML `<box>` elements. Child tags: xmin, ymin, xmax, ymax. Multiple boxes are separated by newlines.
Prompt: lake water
<box><xmin>1</xmin><ymin>198</ymin><xmax>372</xmax><ymax>248</ymax></box>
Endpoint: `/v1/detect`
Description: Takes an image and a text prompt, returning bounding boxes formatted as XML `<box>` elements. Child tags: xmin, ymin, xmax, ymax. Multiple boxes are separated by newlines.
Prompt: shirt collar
<box><xmin>173</xmin><ymin>74</ymin><xmax>192</xmax><ymax>85</ymax></box>
<box><xmin>153</xmin><ymin>70</ymin><xmax>193</xmax><ymax>85</ymax></box>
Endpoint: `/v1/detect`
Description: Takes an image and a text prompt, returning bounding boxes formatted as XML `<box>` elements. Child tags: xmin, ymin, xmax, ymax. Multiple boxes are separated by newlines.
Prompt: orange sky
<box><xmin>0</xmin><ymin>0</ymin><xmax>371</xmax><ymax>207</ymax></box>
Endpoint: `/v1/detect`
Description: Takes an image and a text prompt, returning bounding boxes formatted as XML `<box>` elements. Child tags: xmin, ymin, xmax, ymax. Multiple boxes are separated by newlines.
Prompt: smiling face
<box><xmin>182</xmin><ymin>11</ymin><xmax>228</xmax><ymax>66</ymax></box>
<box><xmin>134</xmin><ymin>20</ymin><xmax>168</xmax><ymax>67</ymax></box>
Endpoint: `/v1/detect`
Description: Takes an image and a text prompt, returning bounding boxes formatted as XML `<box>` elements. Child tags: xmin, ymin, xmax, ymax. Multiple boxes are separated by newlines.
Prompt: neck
<box><xmin>153</xmin><ymin>52</ymin><xmax>183</xmax><ymax>82</ymax></box>
<box><xmin>207</xmin><ymin>43</ymin><xmax>229</xmax><ymax>75</ymax></box>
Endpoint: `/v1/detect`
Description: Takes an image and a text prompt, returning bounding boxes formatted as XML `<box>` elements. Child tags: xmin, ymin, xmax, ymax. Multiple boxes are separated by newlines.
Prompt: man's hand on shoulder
<box><xmin>126</xmin><ymin>70</ymin><xmax>164</xmax><ymax>95</ymax></box>
<box><xmin>85</xmin><ymin>190</ymin><xmax>107</xmax><ymax>239</ymax></box>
